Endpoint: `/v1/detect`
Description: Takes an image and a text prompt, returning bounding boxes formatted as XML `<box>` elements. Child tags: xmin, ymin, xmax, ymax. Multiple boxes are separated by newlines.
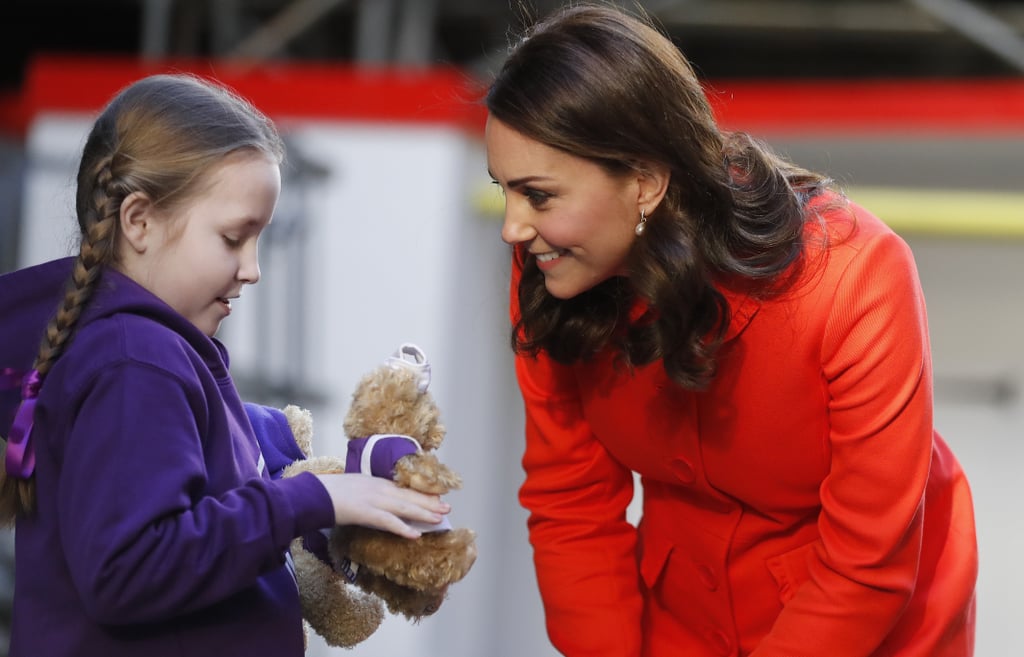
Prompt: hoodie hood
<box><xmin>1</xmin><ymin>258</ymin><xmax>73</xmax><ymax>435</ymax></box>
<box><xmin>1</xmin><ymin>257</ymin><xmax>228</xmax><ymax>436</ymax></box>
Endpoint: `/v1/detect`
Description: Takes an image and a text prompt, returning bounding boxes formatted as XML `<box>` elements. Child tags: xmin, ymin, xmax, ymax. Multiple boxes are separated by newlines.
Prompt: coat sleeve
<box><xmin>753</xmin><ymin>225</ymin><xmax>935</xmax><ymax>655</ymax></box>
<box><xmin>57</xmin><ymin>363</ymin><xmax>334</xmax><ymax>625</ymax></box>
<box><xmin>512</xmin><ymin>259</ymin><xmax>642</xmax><ymax>656</ymax></box>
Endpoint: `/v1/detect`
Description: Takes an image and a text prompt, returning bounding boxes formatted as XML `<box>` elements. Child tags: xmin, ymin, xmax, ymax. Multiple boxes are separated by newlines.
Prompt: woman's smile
<box><xmin>486</xmin><ymin>116</ymin><xmax>646</xmax><ymax>299</ymax></box>
<box><xmin>535</xmin><ymin>249</ymin><xmax>568</xmax><ymax>271</ymax></box>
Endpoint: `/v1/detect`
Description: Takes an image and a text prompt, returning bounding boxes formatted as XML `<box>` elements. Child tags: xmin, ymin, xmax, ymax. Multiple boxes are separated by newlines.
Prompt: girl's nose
<box><xmin>239</xmin><ymin>244</ymin><xmax>261</xmax><ymax>284</ymax></box>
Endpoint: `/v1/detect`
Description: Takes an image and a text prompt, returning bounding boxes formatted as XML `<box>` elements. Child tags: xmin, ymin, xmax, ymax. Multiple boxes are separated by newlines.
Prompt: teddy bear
<box><xmin>277</xmin><ymin>405</ymin><xmax>386</xmax><ymax>649</ymax></box>
<box><xmin>329</xmin><ymin>343</ymin><xmax>478</xmax><ymax>620</ymax></box>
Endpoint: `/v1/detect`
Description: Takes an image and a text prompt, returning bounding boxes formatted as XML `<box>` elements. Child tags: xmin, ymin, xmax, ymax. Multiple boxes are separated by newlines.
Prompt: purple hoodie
<box><xmin>0</xmin><ymin>259</ymin><xmax>335</xmax><ymax>657</ymax></box>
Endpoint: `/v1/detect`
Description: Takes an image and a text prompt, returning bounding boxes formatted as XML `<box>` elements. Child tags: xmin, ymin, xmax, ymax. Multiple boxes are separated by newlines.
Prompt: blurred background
<box><xmin>0</xmin><ymin>1</ymin><xmax>1022</xmax><ymax>656</ymax></box>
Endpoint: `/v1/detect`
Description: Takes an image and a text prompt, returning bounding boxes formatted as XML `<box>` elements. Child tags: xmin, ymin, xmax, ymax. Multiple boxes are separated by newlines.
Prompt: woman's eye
<box><xmin>525</xmin><ymin>189</ymin><xmax>550</xmax><ymax>206</ymax></box>
<box><xmin>223</xmin><ymin>236</ymin><xmax>241</xmax><ymax>248</ymax></box>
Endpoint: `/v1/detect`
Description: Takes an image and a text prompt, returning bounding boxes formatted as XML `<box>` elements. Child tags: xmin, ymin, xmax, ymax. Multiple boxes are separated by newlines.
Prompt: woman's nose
<box><xmin>500</xmin><ymin>209</ymin><xmax>536</xmax><ymax>246</ymax></box>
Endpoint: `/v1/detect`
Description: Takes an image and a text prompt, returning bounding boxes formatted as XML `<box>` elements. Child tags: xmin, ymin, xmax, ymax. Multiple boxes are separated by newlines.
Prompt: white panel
<box><xmin>19</xmin><ymin>113</ymin><xmax>91</xmax><ymax>266</ymax></box>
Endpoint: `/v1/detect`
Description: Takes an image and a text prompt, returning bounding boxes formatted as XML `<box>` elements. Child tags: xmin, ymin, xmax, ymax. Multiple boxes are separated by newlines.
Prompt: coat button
<box><xmin>696</xmin><ymin>564</ymin><xmax>718</xmax><ymax>591</ymax></box>
<box><xmin>708</xmin><ymin>628</ymin><xmax>733</xmax><ymax>656</ymax></box>
<box><xmin>669</xmin><ymin>458</ymin><xmax>695</xmax><ymax>484</ymax></box>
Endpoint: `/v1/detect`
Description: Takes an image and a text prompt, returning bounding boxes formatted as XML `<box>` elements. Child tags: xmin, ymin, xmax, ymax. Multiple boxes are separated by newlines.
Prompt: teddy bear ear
<box><xmin>383</xmin><ymin>343</ymin><xmax>431</xmax><ymax>393</ymax></box>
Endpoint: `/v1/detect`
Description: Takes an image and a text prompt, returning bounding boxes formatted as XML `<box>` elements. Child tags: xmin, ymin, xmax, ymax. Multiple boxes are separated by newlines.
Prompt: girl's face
<box><xmin>485</xmin><ymin>117</ymin><xmax>642</xmax><ymax>300</ymax></box>
<box><xmin>119</xmin><ymin>151</ymin><xmax>281</xmax><ymax>337</ymax></box>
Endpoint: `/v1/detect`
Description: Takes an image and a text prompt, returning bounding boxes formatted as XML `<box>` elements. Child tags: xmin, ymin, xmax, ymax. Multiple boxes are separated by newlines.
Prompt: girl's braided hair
<box><xmin>0</xmin><ymin>74</ymin><xmax>284</xmax><ymax>522</ymax></box>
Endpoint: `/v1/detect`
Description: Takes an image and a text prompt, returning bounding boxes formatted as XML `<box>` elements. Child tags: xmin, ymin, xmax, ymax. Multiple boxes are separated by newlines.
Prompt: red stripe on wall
<box><xmin>2</xmin><ymin>55</ymin><xmax>1024</xmax><ymax>137</ymax></box>
<box><xmin>706</xmin><ymin>79</ymin><xmax>1024</xmax><ymax>134</ymax></box>
<box><xmin>1</xmin><ymin>55</ymin><xmax>489</xmax><ymax>137</ymax></box>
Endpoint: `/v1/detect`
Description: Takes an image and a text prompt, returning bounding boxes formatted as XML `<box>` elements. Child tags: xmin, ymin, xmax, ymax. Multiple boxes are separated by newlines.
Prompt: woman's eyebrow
<box><xmin>506</xmin><ymin>175</ymin><xmax>552</xmax><ymax>189</ymax></box>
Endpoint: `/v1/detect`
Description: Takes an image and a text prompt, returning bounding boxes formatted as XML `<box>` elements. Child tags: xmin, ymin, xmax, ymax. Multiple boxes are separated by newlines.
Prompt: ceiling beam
<box><xmin>909</xmin><ymin>0</ymin><xmax>1024</xmax><ymax>72</ymax></box>
<box><xmin>229</xmin><ymin>0</ymin><xmax>352</xmax><ymax>59</ymax></box>
<box><xmin>655</xmin><ymin>0</ymin><xmax>1024</xmax><ymax>33</ymax></box>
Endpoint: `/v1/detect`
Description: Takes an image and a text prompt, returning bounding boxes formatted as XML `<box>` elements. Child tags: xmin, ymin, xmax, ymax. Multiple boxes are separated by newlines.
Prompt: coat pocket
<box><xmin>765</xmin><ymin>540</ymin><xmax>818</xmax><ymax>604</ymax></box>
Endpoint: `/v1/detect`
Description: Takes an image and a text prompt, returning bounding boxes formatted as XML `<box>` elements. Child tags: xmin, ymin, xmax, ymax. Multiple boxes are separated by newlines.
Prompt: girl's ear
<box><xmin>119</xmin><ymin>191</ymin><xmax>155</xmax><ymax>254</ymax></box>
<box><xmin>636</xmin><ymin>162</ymin><xmax>671</xmax><ymax>215</ymax></box>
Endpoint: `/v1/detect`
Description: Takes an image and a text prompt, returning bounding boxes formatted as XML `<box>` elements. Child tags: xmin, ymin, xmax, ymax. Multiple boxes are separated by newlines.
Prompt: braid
<box><xmin>0</xmin><ymin>463</ymin><xmax>31</xmax><ymax>525</ymax></box>
<box><xmin>0</xmin><ymin>158</ymin><xmax>121</xmax><ymax>523</ymax></box>
<box><xmin>0</xmin><ymin>73</ymin><xmax>285</xmax><ymax>523</ymax></box>
<box><xmin>35</xmin><ymin>157</ymin><xmax>120</xmax><ymax>377</ymax></box>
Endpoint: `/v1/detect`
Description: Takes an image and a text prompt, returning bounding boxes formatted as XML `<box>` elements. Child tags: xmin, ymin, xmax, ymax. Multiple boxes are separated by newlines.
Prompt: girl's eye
<box><xmin>223</xmin><ymin>236</ymin><xmax>241</xmax><ymax>248</ymax></box>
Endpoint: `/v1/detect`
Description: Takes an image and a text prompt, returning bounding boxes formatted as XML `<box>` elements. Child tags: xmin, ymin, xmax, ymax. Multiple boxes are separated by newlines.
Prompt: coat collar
<box><xmin>719</xmin><ymin>285</ymin><xmax>761</xmax><ymax>343</ymax></box>
<box><xmin>626</xmin><ymin>281</ymin><xmax>761</xmax><ymax>345</ymax></box>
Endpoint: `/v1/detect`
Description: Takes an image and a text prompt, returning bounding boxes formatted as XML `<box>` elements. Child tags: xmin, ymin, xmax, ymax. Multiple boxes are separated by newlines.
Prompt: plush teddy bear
<box><xmin>277</xmin><ymin>405</ymin><xmax>386</xmax><ymax>648</ymax></box>
<box><xmin>330</xmin><ymin>343</ymin><xmax>478</xmax><ymax>620</ymax></box>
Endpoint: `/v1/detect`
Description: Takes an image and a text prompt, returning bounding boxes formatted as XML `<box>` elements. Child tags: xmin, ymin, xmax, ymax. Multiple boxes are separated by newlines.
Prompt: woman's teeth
<box><xmin>536</xmin><ymin>251</ymin><xmax>562</xmax><ymax>263</ymax></box>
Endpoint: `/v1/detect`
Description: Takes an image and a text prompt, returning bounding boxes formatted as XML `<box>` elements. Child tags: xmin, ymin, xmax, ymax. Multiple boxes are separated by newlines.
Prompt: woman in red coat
<box><xmin>484</xmin><ymin>4</ymin><xmax>977</xmax><ymax>656</ymax></box>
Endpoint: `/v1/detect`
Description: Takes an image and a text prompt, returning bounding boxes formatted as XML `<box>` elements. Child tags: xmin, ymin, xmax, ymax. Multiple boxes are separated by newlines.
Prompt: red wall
<box><xmin>3</xmin><ymin>55</ymin><xmax>1024</xmax><ymax>138</ymax></box>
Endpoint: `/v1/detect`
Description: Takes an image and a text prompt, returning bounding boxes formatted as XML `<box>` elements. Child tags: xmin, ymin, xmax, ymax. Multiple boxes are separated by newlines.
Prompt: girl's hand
<box><xmin>315</xmin><ymin>473</ymin><xmax>450</xmax><ymax>539</ymax></box>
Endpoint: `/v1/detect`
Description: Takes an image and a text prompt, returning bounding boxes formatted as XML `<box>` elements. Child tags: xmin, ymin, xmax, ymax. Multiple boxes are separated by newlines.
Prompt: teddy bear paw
<box><xmin>394</xmin><ymin>455</ymin><xmax>462</xmax><ymax>495</ymax></box>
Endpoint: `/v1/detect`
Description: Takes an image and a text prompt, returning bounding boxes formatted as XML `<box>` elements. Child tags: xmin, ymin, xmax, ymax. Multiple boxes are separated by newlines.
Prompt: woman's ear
<box><xmin>636</xmin><ymin>162</ymin><xmax>671</xmax><ymax>215</ymax></box>
<box><xmin>119</xmin><ymin>191</ymin><xmax>155</xmax><ymax>254</ymax></box>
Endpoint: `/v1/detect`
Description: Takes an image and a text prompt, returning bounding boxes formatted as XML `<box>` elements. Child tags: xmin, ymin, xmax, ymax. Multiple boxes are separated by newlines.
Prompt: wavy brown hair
<box><xmin>487</xmin><ymin>3</ymin><xmax>833</xmax><ymax>389</ymax></box>
<box><xmin>0</xmin><ymin>74</ymin><xmax>284</xmax><ymax>523</ymax></box>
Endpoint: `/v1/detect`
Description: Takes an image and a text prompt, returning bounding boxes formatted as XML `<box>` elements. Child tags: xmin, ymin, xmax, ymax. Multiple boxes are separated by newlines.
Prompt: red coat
<box><xmin>513</xmin><ymin>197</ymin><xmax>977</xmax><ymax>657</ymax></box>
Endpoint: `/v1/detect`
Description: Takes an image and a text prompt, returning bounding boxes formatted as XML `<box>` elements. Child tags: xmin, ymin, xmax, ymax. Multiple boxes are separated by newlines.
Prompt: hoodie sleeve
<box><xmin>244</xmin><ymin>403</ymin><xmax>307</xmax><ymax>479</ymax></box>
<box><xmin>55</xmin><ymin>361</ymin><xmax>334</xmax><ymax>625</ymax></box>
<box><xmin>244</xmin><ymin>402</ymin><xmax>333</xmax><ymax>563</ymax></box>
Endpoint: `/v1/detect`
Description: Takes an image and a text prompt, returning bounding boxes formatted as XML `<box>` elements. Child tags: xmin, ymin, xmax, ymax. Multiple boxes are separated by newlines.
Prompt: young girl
<box><xmin>485</xmin><ymin>4</ymin><xmax>977</xmax><ymax>657</ymax></box>
<box><xmin>0</xmin><ymin>73</ymin><xmax>448</xmax><ymax>657</ymax></box>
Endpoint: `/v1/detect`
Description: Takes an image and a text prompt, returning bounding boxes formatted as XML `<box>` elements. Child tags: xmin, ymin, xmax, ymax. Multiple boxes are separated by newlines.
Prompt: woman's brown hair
<box><xmin>486</xmin><ymin>3</ymin><xmax>832</xmax><ymax>388</ymax></box>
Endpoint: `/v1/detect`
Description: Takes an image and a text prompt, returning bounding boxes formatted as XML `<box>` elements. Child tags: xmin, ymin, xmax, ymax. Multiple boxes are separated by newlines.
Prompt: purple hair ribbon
<box><xmin>5</xmin><ymin>369</ymin><xmax>41</xmax><ymax>479</ymax></box>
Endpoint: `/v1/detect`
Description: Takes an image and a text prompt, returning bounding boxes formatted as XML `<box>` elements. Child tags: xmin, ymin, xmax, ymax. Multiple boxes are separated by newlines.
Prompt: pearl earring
<box><xmin>635</xmin><ymin>209</ymin><xmax>647</xmax><ymax>236</ymax></box>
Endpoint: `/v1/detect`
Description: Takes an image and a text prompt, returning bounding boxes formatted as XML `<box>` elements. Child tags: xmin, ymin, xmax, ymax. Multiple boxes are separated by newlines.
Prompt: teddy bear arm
<box><xmin>355</xmin><ymin>570</ymin><xmax>448</xmax><ymax>621</ymax></box>
<box><xmin>392</xmin><ymin>453</ymin><xmax>462</xmax><ymax>494</ymax></box>
<box><xmin>338</xmin><ymin>527</ymin><xmax>477</xmax><ymax>592</ymax></box>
